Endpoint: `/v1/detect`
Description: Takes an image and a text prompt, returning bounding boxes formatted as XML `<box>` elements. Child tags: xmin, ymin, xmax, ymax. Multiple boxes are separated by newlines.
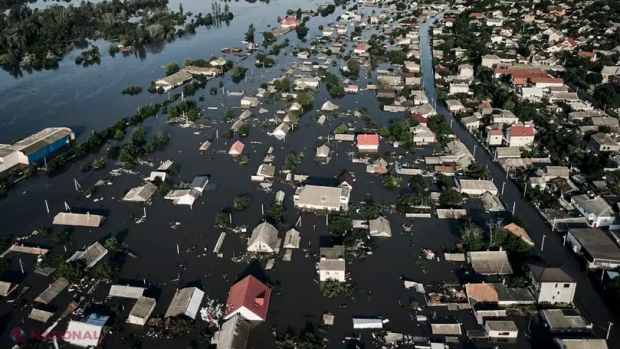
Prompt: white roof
<box><xmin>65</xmin><ymin>321</ymin><xmax>102</xmax><ymax>347</ymax></box>
<box><xmin>458</xmin><ymin>179</ymin><xmax>498</xmax><ymax>192</ymax></box>
<box><xmin>109</xmin><ymin>285</ymin><xmax>145</xmax><ymax>299</ymax></box>
<box><xmin>295</xmin><ymin>185</ymin><xmax>343</xmax><ymax>210</ymax></box>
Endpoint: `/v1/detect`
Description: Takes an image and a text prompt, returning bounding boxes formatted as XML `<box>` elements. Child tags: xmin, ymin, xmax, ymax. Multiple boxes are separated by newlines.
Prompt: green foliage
<box><xmin>52</xmin><ymin>231</ymin><xmax>70</xmax><ymax>244</ymax></box>
<box><xmin>232</xmin><ymin>66</ymin><xmax>247</xmax><ymax>82</ymax></box>
<box><xmin>210</xmin><ymin>87</ymin><xmax>218</xmax><ymax>95</ymax></box>
<box><xmin>381</xmin><ymin>173</ymin><xmax>402</xmax><ymax>188</ymax></box>
<box><xmin>58</xmin><ymin>261</ymin><xmax>86</xmax><ymax>283</ymax></box>
<box><xmin>362</xmin><ymin>203</ymin><xmax>382</xmax><ymax>219</ymax></box>
<box><xmin>409</xmin><ymin>301</ymin><xmax>419</xmax><ymax>311</ymax></box>
<box><xmin>328</xmin><ymin>85</ymin><xmax>345</xmax><ymax>98</ymax></box>
<box><xmin>437</xmin><ymin>174</ymin><xmax>454</xmax><ymax>189</ymax></box>
<box><xmin>97</xmin><ymin>262</ymin><xmax>120</xmax><ymax>281</ymax></box>
<box><xmin>40</xmin><ymin>252</ymin><xmax>68</xmax><ymax>268</ymax></box>
<box><xmin>92</xmin><ymin>157</ymin><xmax>106</xmax><ymax>170</ymax></box>
<box><xmin>333</xmin><ymin>123</ymin><xmax>348</xmax><ymax>134</ymax></box>
<box><xmin>460</xmin><ymin>218</ymin><xmax>486</xmax><ymax>252</ymax></box>
<box><xmin>439</xmin><ymin>188</ymin><xmax>463</xmax><ymax>207</ymax></box>
<box><xmin>397</xmin><ymin>192</ymin><xmax>433</xmax><ymax>213</ymax></box>
<box><xmin>238</xmin><ymin>125</ymin><xmax>249</xmax><ymax>137</ymax></box>
<box><xmin>245</xmin><ymin>23</ymin><xmax>256</xmax><ymax>42</ymax></box>
<box><xmin>296</xmin><ymin>92</ymin><xmax>315</xmax><ymax>107</ymax></box>
<box><xmin>167</xmin><ymin>317</ymin><xmax>194</xmax><ymax>337</ymax></box>
<box><xmin>329</xmin><ymin>216</ymin><xmax>352</xmax><ymax>237</ymax></box>
<box><xmin>215</xmin><ymin>212</ymin><xmax>233</xmax><ymax>228</ymax></box>
<box><xmin>283</xmin><ymin>153</ymin><xmax>299</xmax><ymax>171</ymax></box>
<box><xmin>387</xmin><ymin>115</ymin><xmax>419</xmax><ymax>143</ymax></box>
<box><xmin>489</xmin><ymin>223</ymin><xmax>532</xmax><ymax>254</ymax></box>
<box><xmin>165</xmin><ymin>63</ymin><xmax>180</xmax><ymax>76</ymax></box>
<box><xmin>594</xmin><ymin>84</ymin><xmax>620</xmax><ymax>109</ymax></box>
<box><xmin>322</xmin><ymin>279</ymin><xmax>343</xmax><ymax>298</ymax></box>
<box><xmin>466</xmin><ymin>163</ymin><xmax>490</xmax><ymax>180</ymax></box>
<box><xmin>121</xmin><ymin>86</ymin><xmax>143</xmax><ymax>95</ymax></box>
<box><xmin>427</xmin><ymin>115</ymin><xmax>453</xmax><ymax>139</ymax></box>
<box><xmin>388</xmin><ymin>50</ymin><xmax>407</xmax><ymax>65</ymax></box>
<box><xmin>152</xmin><ymin>132</ymin><xmax>170</xmax><ymax>150</ymax></box>
<box><xmin>113</xmin><ymin>129</ymin><xmax>125</xmax><ymax>141</ymax></box>
<box><xmin>408</xmin><ymin>175</ymin><xmax>428</xmax><ymax>192</ymax></box>
<box><xmin>502</xmin><ymin>275</ymin><xmax>530</xmax><ymax>288</ymax></box>
<box><xmin>267</xmin><ymin>204</ymin><xmax>287</xmax><ymax>223</ymax></box>
<box><xmin>296</xmin><ymin>25</ymin><xmax>309</xmax><ymax>39</ymax></box>
<box><xmin>233</xmin><ymin>195</ymin><xmax>251</xmax><ymax>211</ymax></box>
<box><xmin>344</xmin><ymin>58</ymin><xmax>360</xmax><ymax>77</ymax></box>
<box><xmin>263</xmin><ymin>31</ymin><xmax>277</xmax><ymax>45</ymax></box>
<box><xmin>104</xmin><ymin>237</ymin><xmax>121</xmax><ymax>252</ymax></box>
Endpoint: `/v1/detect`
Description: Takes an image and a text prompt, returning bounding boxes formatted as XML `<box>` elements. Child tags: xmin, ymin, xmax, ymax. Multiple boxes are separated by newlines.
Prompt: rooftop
<box><xmin>554</xmin><ymin>338</ymin><xmax>608</xmax><ymax>349</ymax></box>
<box><xmin>9</xmin><ymin>127</ymin><xmax>74</xmax><ymax>155</ymax></box>
<box><xmin>504</xmin><ymin>223</ymin><xmax>534</xmax><ymax>245</ymax></box>
<box><xmin>458</xmin><ymin>179</ymin><xmax>499</xmax><ymax>193</ymax></box>
<box><xmin>527</xmin><ymin>263</ymin><xmax>574</xmax><ymax>283</ymax></box>
<box><xmin>509</xmin><ymin>125</ymin><xmax>535</xmax><ymax>137</ymax></box>
<box><xmin>224</xmin><ymin>275</ymin><xmax>271</xmax><ymax>320</ymax></box>
<box><xmin>486</xmin><ymin>320</ymin><xmax>518</xmax><ymax>332</ymax></box>
<box><xmin>357</xmin><ymin>134</ymin><xmax>379</xmax><ymax>146</ymax></box>
<box><xmin>572</xmin><ymin>194</ymin><xmax>614</xmax><ymax>217</ymax></box>
<box><xmin>541</xmin><ymin>309</ymin><xmax>592</xmax><ymax>332</ymax></box>
<box><xmin>35</xmin><ymin>278</ymin><xmax>69</xmax><ymax>304</ymax></box>
<box><xmin>53</xmin><ymin>212</ymin><xmax>105</xmax><ymax>227</ymax></box>
<box><xmin>568</xmin><ymin>228</ymin><xmax>620</xmax><ymax>261</ymax></box>
<box><xmin>165</xmin><ymin>287</ymin><xmax>204</xmax><ymax>319</ymax></box>
<box><xmin>466</xmin><ymin>251</ymin><xmax>513</xmax><ymax>275</ymax></box>
<box><xmin>130</xmin><ymin>297</ymin><xmax>157</xmax><ymax>319</ymax></box>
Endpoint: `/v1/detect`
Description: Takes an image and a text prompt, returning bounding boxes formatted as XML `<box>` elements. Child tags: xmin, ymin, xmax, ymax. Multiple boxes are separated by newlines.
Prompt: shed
<box><xmin>35</xmin><ymin>278</ymin><xmax>69</xmax><ymax>304</ymax></box>
<box><xmin>247</xmin><ymin>222</ymin><xmax>279</xmax><ymax>253</ymax></box>
<box><xmin>485</xmin><ymin>320</ymin><xmax>518</xmax><ymax>338</ymax></box>
<box><xmin>190</xmin><ymin>176</ymin><xmax>209</xmax><ymax>193</ymax></box>
<box><xmin>78</xmin><ymin>242</ymin><xmax>109</xmax><ymax>269</ymax></box>
<box><xmin>199</xmin><ymin>140</ymin><xmax>211</xmax><ymax>151</ymax></box>
<box><xmin>553</xmin><ymin>338</ymin><xmax>608</xmax><ymax>349</ymax></box>
<box><xmin>28</xmin><ymin>308</ymin><xmax>54</xmax><ymax>323</ymax></box>
<box><xmin>127</xmin><ymin>297</ymin><xmax>157</xmax><ymax>326</ymax></box>
<box><xmin>495</xmin><ymin>147</ymin><xmax>521</xmax><ymax>159</ymax></box>
<box><xmin>53</xmin><ymin>212</ymin><xmax>105</xmax><ymax>227</ymax></box>
<box><xmin>109</xmin><ymin>285</ymin><xmax>146</xmax><ymax>299</ymax></box>
<box><xmin>480</xmin><ymin>192</ymin><xmax>505</xmax><ymax>212</ymax></box>
<box><xmin>430</xmin><ymin>322</ymin><xmax>462</xmax><ymax>335</ymax></box>
<box><xmin>504</xmin><ymin>223</ymin><xmax>534</xmax><ymax>246</ymax></box>
<box><xmin>466</xmin><ymin>251</ymin><xmax>513</xmax><ymax>275</ymax></box>
<box><xmin>164</xmin><ymin>287</ymin><xmax>204</xmax><ymax>319</ymax></box>
<box><xmin>283</xmin><ymin>228</ymin><xmax>301</xmax><ymax>249</ymax></box>
<box><xmin>369</xmin><ymin>216</ymin><xmax>392</xmax><ymax>237</ymax></box>
<box><xmin>0</xmin><ymin>281</ymin><xmax>18</xmax><ymax>297</ymax></box>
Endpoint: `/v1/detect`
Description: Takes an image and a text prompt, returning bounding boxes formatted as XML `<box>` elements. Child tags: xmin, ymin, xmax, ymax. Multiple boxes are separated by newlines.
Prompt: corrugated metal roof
<box><xmin>109</xmin><ymin>285</ymin><xmax>145</xmax><ymax>299</ymax></box>
<box><xmin>35</xmin><ymin>278</ymin><xmax>69</xmax><ymax>304</ymax></box>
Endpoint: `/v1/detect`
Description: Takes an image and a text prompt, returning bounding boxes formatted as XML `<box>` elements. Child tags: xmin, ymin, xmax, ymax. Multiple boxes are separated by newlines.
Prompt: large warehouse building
<box><xmin>0</xmin><ymin>127</ymin><xmax>74</xmax><ymax>173</ymax></box>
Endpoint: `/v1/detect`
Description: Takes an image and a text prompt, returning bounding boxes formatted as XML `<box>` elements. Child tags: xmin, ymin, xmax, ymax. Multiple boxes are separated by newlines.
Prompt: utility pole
<box><xmin>524</xmin><ymin>184</ymin><xmax>528</xmax><ymax>197</ymax></box>
<box><xmin>563</xmin><ymin>234</ymin><xmax>566</xmax><ymax>246</ymax></box>
<box><xmin>607</xmin><ymin>322</ymin><xmax>613</xmax><ymax>340</ymax></box>
<box><xmin>501</xmin><ymin>182</ymin><xmax>506</xmax><ymax>196</ymax></box>
<box><xmin>512</xmin><ymin>202</ymin><xmax>516</xmax><ymax>216</ymax></box>
<box><xmin>473</xmin><ymin>145</ymin><xmax>477</xmax><ymax>157</ymax></box>
<box><xmin>541</xmin><ymin>235</ymin><xmax>546</xmax><ymax>252</ymax></box>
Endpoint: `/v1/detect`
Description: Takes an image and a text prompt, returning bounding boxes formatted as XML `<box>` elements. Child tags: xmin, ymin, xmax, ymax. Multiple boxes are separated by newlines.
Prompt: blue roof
<box><xmin>83</xmin><ymin>313</ymin><xmax>109</xmax><ymax>326</ymax></box>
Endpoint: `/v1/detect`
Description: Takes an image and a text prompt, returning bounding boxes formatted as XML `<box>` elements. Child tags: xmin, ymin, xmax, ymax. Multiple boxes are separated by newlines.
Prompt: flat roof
<box><xmin>486</xmin><ymin>320</ymin><xmax>517</xmax><ymax>332</ymax></box>
<box><xmin>541</xmin><ymin>309</ymin><xmax>591</xmax><ymax>331</ymax></box>
<box><xmin>109</xmin><ymin>285</ymin><xmax>145</xmax><ymax>299</ymax></box>
<box><xmin>458</xmin><ymin>179</ymin><xmax>498</xmax><ymax>192</ymax></box>
<box><xmin>130</xmin><ymin>297</ymin><xmax>157</xmax><ymax>319</ymax></box>
<box><xmin>568</xmin><ymin>228</ymin><xmax>620</xmax><ymax>261</ymax></box>
<box><xmin>53</xmin><ymin>212</ymin><xmax>105</xmax><ymax>227</ymax></box>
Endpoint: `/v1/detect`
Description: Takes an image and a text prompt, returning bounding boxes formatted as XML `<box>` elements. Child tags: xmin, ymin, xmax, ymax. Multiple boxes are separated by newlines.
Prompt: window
<box><xmin>498</xmin><ymin>332</ymin><xmax>510</xmax><ymax>336</ymax></box>
<box><xmin>555</xmin><ymin>284</ymin><xmax>558</xmax><ymax>288</ymax></box>
<box><xmin>564</xmin><ymin>284</ymin><xmax>571</xmax><ymax>288</ymax></box>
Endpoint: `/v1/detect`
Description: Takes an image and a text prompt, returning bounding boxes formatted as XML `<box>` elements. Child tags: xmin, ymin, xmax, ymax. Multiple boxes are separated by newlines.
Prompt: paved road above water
<box><xmin>418</xmin><ymin>14</ymin><xmax>619</xmax><ymax>344</ymax></box>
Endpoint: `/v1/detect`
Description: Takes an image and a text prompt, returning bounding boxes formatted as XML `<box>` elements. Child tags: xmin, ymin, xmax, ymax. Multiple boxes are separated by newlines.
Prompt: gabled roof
<box><xmin>504</xmin><ymin>223</ymin><xmax>534</xmax><ymax>245</ymax></box>
<box><xmin>224</xmin><ymin>275</ymin><xmax>271</xmax><ymax>321</ymax></box>
<box><xmin>248</xmin><ymin>222</ymin><xmax>279</xmax><ymax>250</ymax></box>
<box><xmin>509</xmin><ymin>125</ymin><xmax>535</xmax><ymax>137</ymax></box>
<box><xmin>357</xmin><ymin>134</ymin><xmax>380</xmax><ymax>146</ymax></box>
<box><xmin>229</xmin><ymin>140</ymin><xmax>245</xmax><ymax>155</ymax></box>
<box><xmin>527</xmin><ymin>263</ymin><xmax>574</xmax><ymax>283</ymax></box>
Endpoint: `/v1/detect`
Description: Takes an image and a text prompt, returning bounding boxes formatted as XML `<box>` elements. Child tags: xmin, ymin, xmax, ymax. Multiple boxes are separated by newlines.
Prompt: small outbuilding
<box><xmin>127</xmin><ymin>297</ymin><xmax>157</xmax><ymax>326</ymax></box>
<box><xmin>122</xmin><ymin>182</ymin><xmax>158</xmax><ymax>203</ymax></box>
<box><xmin>164</xmin><ymin>287</ymin><xmax>204</xmax><ymax>320</ymax></box>
<box><xmin>283</xmin><ymin>228</ymin><xmax>301</xmax><ymax>249</ymax></box>
<box><xmin>369</xmin><ymin>216</ymin><xmax>391</xmax><ymax>237</ymax></box>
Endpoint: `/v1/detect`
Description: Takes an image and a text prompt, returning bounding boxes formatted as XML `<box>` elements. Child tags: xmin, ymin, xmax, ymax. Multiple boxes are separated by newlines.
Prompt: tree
<box><xmin>53</xmin><ymin>231</ymin><xmax>70</xmax><ymax>244</ymax></box>
<box><xmin>362</xmin><ymin>203</ymin><xmax>382</xmax><ymax>219</ymax></box>
<box><xmin>334</xmin><ymin>123</ymin><xmax>348</xmax><ymax>134</ymax></box>
<box><xmin>58</xmin><ymin>261</ymin><xmax>85</xmax><ymax>283</ymax></box>
<box><xmin>91</xmin><ymin>157</ymin><xmax>106</xmax><ymax>169</ymax></box>
<box><xmin>466</xmin><ymin>163</ymin><xmax>490</xmax><ymax>179</ymax></box>
<box><xmin>296</xmin><ymin>25</ymin><xmax>309</xmax><ymax>39</ymax></box>
<box><xmin>594</xmin><ymin>84</ymin><xmax>620</xmax><ymax>109</ymax></box>
<box><xmin>283</xmin><ymin>153</ymin><xmax>298</xmax><ymax>171</ymax></box>
<box><xmin>210</xmin><ymin>87</ymin><xmax>218</xmax><ymax>95</ymax></box>
<box><xmin>168</xmin><ymin>317</ymin><xmax>194</xmax><ymax>337</ymax></box>
<box><xmin>461</xmin><ymin>219</ymin><xmax>486</xmax><ymax>251</ymax></box>
<box><xmin>224</xmin><ymin>108</ymin><xmax>235</xmax><ymax>121</ymax></box>
<box><xmin>437</xmin><ymin>174</ymin><xmax>453</xmax><ymax>189</ymax></box>
<box><xmin>322</xmin><ymin>280</ymin><xmax>343</xmax><ymax>298</ymax></box>
<box><xmin>267</xmin><ymin>204</ymin><xmax>287</xmax><ymax>223</ymax></box>
<box><xmin>104</xmin><ymin>237</ymin><xmax>121</xmax><ymax>252</ymax></box>
<box><xmin>233</xmin><ymin>195</ymin><xmax>251</xmax><ymax>211</ymax></box>
<box><xmin>408</xmin><ymin>175</ymin><xmax>428</xmax><ymax>192</ymax></box>
<box><xmin>215</xmin><ymin>212</ymin><xmax>232</xmax><ymax>227</ymax></box>
<box><xmin>245</xmin><ymin>23</ymin><xmax>256</xmax><ymax>43</ymax></box>
<box><xmin>152</xmin><ymin>133</ymin><xmax>169</xmax><ymax>150</ymax></box>
<box><xmin>439</xmin><ymin>188</ymin><xmax>463</xmax><ymax>207</ymax></box>
<box><xmin>165</xmin><ymin>63</ymin><xmax>180</xmax><ymax>76</ymax></box>
<box><xmin>232</xmin><ymin>66</ymin><xmax>248</xmax><ymax>82</ymax></box>
<box><xmin>97</xmin><ymin>262</ymin><xmax>120</xmax><ymax>281</ymax></box>
<box><xmin>238</xmin><ymin>125</ymin><xmax>249</xmax><ymax>137</ymax></box>
<box><xmin>329</xmin><ymin>85</ymin><xmax>345</xmax><ymax>98</ymax></box>
<box><xmin>130</xmin><ymin>127</ymin><xmax>146</xmax><ymax>147</ymax></box>
<box><xmin>329</xmin><ymin>216</ymin><xmax>352</xmax><ymax>237</ymax></box>
<box><xmin>113</xmin><ymin>129</ymin><xmax>125</xmax><ymax>141</ymax></box>
<box><xmin>296</xmin><ymin>92</ymin><xmax>314</xmax><ymax>107</ymax></box>
<box><xmin>345</xmin><ymin>58</ymin><xmax>360</xmax><ymax>76</ymax></box>
<box><xmin>381</xmin><ymin>173</ymin><xmax>402</xmax><ymax>188</ymax></box>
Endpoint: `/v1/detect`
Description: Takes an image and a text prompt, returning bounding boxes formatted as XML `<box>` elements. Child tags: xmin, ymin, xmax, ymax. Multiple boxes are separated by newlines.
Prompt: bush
<box><xmin>322</xmin><ymin>279</ymin><xmax>342</xmax><ymax>298</ymax></box>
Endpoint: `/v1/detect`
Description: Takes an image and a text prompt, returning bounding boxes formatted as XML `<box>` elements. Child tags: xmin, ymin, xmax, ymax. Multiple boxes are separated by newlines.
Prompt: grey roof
<box><xmin>458</xmin><ymin>179</ymin><xmax>498</xmax><ymax>193</ymax></box>
<box><xmin>257</xmin><ymin>164</ymin><xmax>276</xmax><ymax>177</ymax></box>
<box><xmin>295</xmin><ymin>185</ymin><xmax>343</xmax><ymax>210</ymax></box>
<box><xmin>568</xmin><ymin>228</ymin><xmax>620</xmax><ymax>261</ymax></box>
<box><xmin>546</xmin><ymin>166</ymin><xmax>570</xmax><ymax>178</ymax></box>
<box><xmin>316</xmin><ymin>144</ymin><xmax>330</xmax><ymax>157</ymax></box>
<box><xmin>28</xmin><ymin>308</ymin><xmax>54</xmax><ymax>323</ymax></box>
<box><xmin>157</xmin><ymin>160</ymin><xmax>174</xmax><ymax>171</ymax></box>
<box><xmin>486</xmin><ymin>320</ymin><xmax>518</xmax><ymax>332</ymax></box>
<box><xmin>212</xmin><ymin>314</ymin><xmax>251</xmax><ymax>349</ymax></box>
<box><xmin>247</xmin><ymin>222</ymin><xmax>279</xmax><ymax>251</ymax></box>
<box><xmin>0</xmin><ymin>281</ymin><xmax>17</xmax><ymax>296</ymax></box>
<box><xmin>122</xmin><ymin>182</ymin><xmax>158</xmax><ymax>202</ymax></box>
<box><xmin>430</xmin><ymin>322</ymin><xmax>462</xmax><ymax>335</ymax></box>
<box><xmin>53</xmin><ymin>212</ymin><xmax>105</xmax><ymax>227</ymax></box>
<box><xmin>283</xmin><ymin>228</ymin><xmax>301</xmax><ymax>249</ymax></box>
<box><xmin>590</xmin><ymin>133</ymin><xmax>618</xmax><ymax>146</ymax></box>
<box><xmin>35</xmin><ymin>278</ymin><xmax>69</xmax><ymax>304</ymax></box>
<box><xmin>467</xmin><ymin>251</ymin><xmax>513</xmax><ymax>275</ymax></box>
<box><xmin>369</xmin><ymin>216</ymin><xmax>392</xmax><ymax>237</ymax></box>
<box><xmin>10</xmin><ymin>127</ymin><xmax>74</xmax><ymax>155</ymax></box>
<box><xmin>481</xmin><ymin>192</ymin><xmax>504</xmax><ymax>211</ymax></box>
<box><xmin>541</xmin><ymin>309</ymin><xmax>591</xmax><ymax>331</ymax></box>
<box><xmin>109</xmin><ymin>285</ymin><xmax>146</xmax><ymax>299</ymax></box>
<box><xmin>572</xmin><ymin>194</ymin><xmax>614</xmax><ymax>217</ymax></box>
<box><xmin>165</xmin><ymin>287</ymin><xmax>204</xmax><ymax>319</ymax></box>
<box><xmin>527</xmin><ymin>263</ymin><xmax>574</xmax><ymax>283</ymax></box>
<box><xmin>554</xmin><ymin>338</ymin><xmax>608</xmax><ymax>349</ymax></box>
<box><xmin>318</xmin><ymin>259</ymin><xmax>346</xmax><ymax>272</ymax></box>
<box><xmin>79</xmin><ymin>242</ymin><xmax>109</xmax><ymax>269</ymax></box>
<box><xmin>320</xmin><ymin>245</ymin><xmax>344</xmax><ymax>259</ymax></box>
<box><xmin>494</xmin><ymin>284</ymin><xmax>536</xmax><ymax>303</ymax></box>
<box><xmin>157</xmin><ymin>70</ymin><xmax>192</xmax><ymax>86</ymax></box>
<box><xmin>190</xmin><ymin>176</ymin><xmax>209</xmax><ymax>191</ymax></box>
<box><xmin>495</xmin><ymin>147</ymin><xmax>521</xmax><ymax>158</ymax></box>
<box><xmin>129</xmin><ymin>297</ymin><xmax>157</xmax><ymax>320</ymax></box>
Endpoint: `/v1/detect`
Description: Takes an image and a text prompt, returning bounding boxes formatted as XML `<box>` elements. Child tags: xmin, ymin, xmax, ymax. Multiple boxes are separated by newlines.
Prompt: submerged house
<box><xmin>223</xmin><ymin>275</ymin><xmax>271</xmax><ymax>321</ymax></box>
<box><xmin>164</xmin><ymin>287</ymin><xmax>204</xmax><ymax>320</ymax></box>
<box><xmin>247</xmin><ymin>222</ymin><xmax>280</xmax><ymax>253</ymax></box>
<box><xmin>228</xmin><ymin>141</ymin><xmax>245</xmax><ymax>157</ymax></box>
<box><xmin>155</xmin><ymin>71</ymin><xmax>193</xmax><ymax>92</ymax></box>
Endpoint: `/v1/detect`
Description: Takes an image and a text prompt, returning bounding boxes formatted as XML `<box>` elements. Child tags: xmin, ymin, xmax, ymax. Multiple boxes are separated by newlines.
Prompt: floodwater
<box><xmin>0</xmin><ymin>3</ymin><xmax>476</xmax><ymax>349</ymax></box>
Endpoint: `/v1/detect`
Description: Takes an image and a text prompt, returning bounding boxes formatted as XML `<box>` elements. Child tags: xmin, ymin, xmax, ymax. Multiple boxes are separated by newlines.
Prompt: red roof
<box><xmin>357</xmin><ymin>134</ymin><xmax>380</xmax><ymax>146</ymax></box>
<box><xmin>355</xmin><ymin>45</ymin><xmax>367</xmax><ymax>51</ymax></box>
<box><xmin>509</xmin><ymin>126</ymin><xmax>535</xmax><ymax>137</ymax></box>
<box><xmin>478</xmin><ymin>102</ymin><xmax>492</xmax><ymax>109</ymax></box>
<box><xmin>224</xmin><ymin>275</ymin><xmax>271</xmax><ymax>320</ymax></box>
<box><xmin>557</xmin><ymin>38</ymin><xmax>577</xmax><ymax>47</ymax></box>
<box><xmin>229</xmin><ymin>140</ymin><xmax>245</xmax><ymax>155</ymax></box>
<box><xmin>489</xmin><ymin>129</ymin><xmax>503</xmax><ymax>136</ymax></box>
<box><xmin>469</xmin><ymin>12</ymin><xmax>484</xmax><ymax>19</ymax></box>
<box><xmin>411</xmin><ymin>113</ymin><xmax>427</xmax><ymax>125</ymax></box>
<box><xmin>530</xmin><ymin>77</ymin><xmax>564</xmax><ymax>84</ymax></box>
<box><xmin>443</xmin><ymin>18</ymin><xmax>456</xmax><ymax>22</ymax></box>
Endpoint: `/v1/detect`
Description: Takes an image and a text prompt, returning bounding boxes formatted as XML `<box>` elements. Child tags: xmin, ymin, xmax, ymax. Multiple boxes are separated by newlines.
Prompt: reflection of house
<box><xmin>247</xmin><ymin>222</ymin><xmax>279</xmax><ymax>253</ymax></box>
<box><xmin>223</xmin><ymin>275</ymin><xmax>271</xmax><ymax>321</ymax></box>
<box><xmin>527</xmin><ymin>263</ymin><xmax>576</xmax><ymax>304</ymax></box>
<box><xmin>318</xmin><ymin>246</ymin><xmax>346</xmax><ymax>282</ymax></box>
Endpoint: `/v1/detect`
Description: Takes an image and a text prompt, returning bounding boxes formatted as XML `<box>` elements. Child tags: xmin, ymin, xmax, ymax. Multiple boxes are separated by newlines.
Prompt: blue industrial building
<box><xmin>0</xmin><ymin>127</ymin><xmax>75</xmax><ymax>173</ymax></box>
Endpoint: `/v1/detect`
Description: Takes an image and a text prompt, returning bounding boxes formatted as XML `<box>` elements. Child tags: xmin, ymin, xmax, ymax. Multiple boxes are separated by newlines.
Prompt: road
<box><xmin>418</xmin><ymin>14</ymin><xmax>619</xmax><ymax>344</ymax></box>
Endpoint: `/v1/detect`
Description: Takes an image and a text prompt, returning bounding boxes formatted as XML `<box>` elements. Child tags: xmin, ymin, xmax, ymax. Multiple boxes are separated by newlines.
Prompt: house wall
<box><xmin>357</xmin><ymin>144</ymin><xmax>379</xmax><ymax>151</ymax></box>
<box><xmin>507</xmin><ymin>135</ymin><xmax>535</xmax><ymax>147</ymax></box>
<box><xmin>485</xmin><ymin>327</ymin><xmax>518</xmax><ymax>338</ymax></box>
<box><xmin>449</xmin><ymin>84</ymin><xmax>469</xmax><ymax>94</ymax></box>
<box><xmin>247</xmin><ymin>242</ymin><xmax>274</xmax><ymax>253</ymax></box>
<box><xmin>414</xmin><ymin>136</ymin><xmax>435</xmax><ymax>145</ymax></box>
<box><xmin>533</xmin><ymin>282</ymin><xmax>576</xmax><ymax>304</ymax></box>
<box><xmin>27</xmin><ymin>136</ymin><xmax>72</xmax><ymax>163</ymax></box>
<box><xmin>0</xmin><ymin>150</ymin><xmax>26</xmax><ymax>173</ymax></box>
<box><xmin>295</xmin><ymin>202</ymin><xmax>341</xmax><ymax>211</ymax></box>
<box><xmin>570</xmin><ymin>198</ymin><xmax>615</xmax><ymax>228</ymax></box>
<box><xmin>320</xmin><ymin>269</ymin><xmax>346</xmax><ymax>282</ymax></box>
<box><xmin>488</xmin><ymin>135</ymin><xmax>503</xmax><ymax>146</ymax></box>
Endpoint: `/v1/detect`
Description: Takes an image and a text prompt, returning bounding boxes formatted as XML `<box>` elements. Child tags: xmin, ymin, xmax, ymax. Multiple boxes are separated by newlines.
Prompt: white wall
<box><xmin>320</xmin><ymin>270</ymin><xmax>346</xmax><ymax>282</ymax></box>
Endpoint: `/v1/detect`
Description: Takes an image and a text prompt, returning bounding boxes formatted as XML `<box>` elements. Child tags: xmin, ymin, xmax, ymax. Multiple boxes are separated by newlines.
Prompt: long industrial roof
<box><xmin>53</xmin><ymin>212</ymin><xmax>105</xmax><ymax>227</ymax></box>
<box><xmin>10</xmin><ymin>127</ymin><xmax>74</xmax><ymax>155</ymax></box>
